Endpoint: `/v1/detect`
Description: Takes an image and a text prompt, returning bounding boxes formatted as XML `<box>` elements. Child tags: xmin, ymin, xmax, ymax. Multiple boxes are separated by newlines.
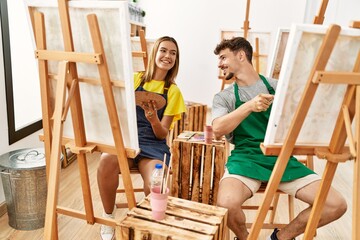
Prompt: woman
<box><xmin>97</xmin><ymin>36</ymin><xmax>186</xmax><ymax>240</ymax></box>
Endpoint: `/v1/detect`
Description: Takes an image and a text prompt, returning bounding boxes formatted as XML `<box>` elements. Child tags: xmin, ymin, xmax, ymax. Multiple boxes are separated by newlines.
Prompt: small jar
<box><xmin>204</xmin><ymin>125</ymin><xmax>213</xmax><ymax>144</ymax></box>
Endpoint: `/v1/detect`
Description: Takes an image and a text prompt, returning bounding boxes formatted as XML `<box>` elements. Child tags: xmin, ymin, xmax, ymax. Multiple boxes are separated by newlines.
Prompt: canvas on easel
<box><xmin>264</xmin><ymin>24</ymin><xmax>360</xmax><ymax>148</ymax></box>
<box><xmin>266</xmin><ymin>28</ymin><xmax>290</xmax><ymax>79</ymax></box>
<box><xmin>26</xmin><ymin>0</ymin><xmax>139</xmax><ymax>151</ymax></box>
<box><xmin>247</xmin><ymin>23</ymin><xmax>360</xmax><ymax>239</ymax></box>
<box><xmin>24</xmin><ymin>0</ymin><xmax>141</xmax><ymax>239</ymax></box>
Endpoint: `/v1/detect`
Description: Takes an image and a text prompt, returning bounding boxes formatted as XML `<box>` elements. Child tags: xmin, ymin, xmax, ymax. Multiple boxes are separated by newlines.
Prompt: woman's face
<box><xmin>155</xmin><ymin>41</ymin><xmax>177</xmax><ymax>71</ymax></box>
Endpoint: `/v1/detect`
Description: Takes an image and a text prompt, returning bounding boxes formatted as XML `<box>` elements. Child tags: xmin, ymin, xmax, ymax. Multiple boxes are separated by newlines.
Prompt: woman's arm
<box><xmin>150</xmin><ymin>115</ymin><xmax>173</xmax><ymax>140</ymax></box>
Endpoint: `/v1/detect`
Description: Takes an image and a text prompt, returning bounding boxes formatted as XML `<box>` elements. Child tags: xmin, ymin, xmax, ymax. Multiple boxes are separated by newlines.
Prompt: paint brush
<box><xmin>164</xmin><ymin>155</ymin><xmax>172</xmax><ymax>195</ymax></box>
<box><xmin>160</xmin><ymin>153</ymin><xmax>166</xmax><ymax>193</ymax></box>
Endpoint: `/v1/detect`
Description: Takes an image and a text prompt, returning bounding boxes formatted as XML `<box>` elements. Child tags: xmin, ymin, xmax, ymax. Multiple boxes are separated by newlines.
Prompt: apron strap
<box><xmin>233</xmin><ymin>74</ymin><xmax>275</xmax><ymax>107</ymax></box>
<box><xmin>259</xmin><ymin>74</ymin><xmax>275</xmax><ymax>95</ymax></box>
<box><xmin>139</xmin><ymin>78</ymin><xmax>171</xmax><ymax>95</ymax></box>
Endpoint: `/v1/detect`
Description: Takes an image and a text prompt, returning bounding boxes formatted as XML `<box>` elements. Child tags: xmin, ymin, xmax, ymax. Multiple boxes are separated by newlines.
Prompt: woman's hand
<box><xmin>141</xmin><ymin>100</ymin><xmax>158</xmax><ymax>121</ymax></box>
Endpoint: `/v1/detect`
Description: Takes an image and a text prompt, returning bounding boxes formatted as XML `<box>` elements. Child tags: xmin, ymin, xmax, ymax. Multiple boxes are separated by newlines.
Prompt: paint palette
<box><xmin>135</xmin><ymin>91</ymin><xmax>166</xmax><ymax>110</ymax></box>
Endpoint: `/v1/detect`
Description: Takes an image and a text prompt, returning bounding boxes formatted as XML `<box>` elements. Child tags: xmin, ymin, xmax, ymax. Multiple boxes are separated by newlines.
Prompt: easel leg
<box><xmin>353</xmin><ymin>86</ymin><xmax>360</xmax><ymax>240</ymax></box>
<box><xmin>353</xmin><ymin>151</ymin><xmax>360</xmax><ymax>240</ymax></box>
<box><xmin>44</xmin><ymin>62</ymin><xmax>69</xmax><ymax>239</ymax></box>
<box><xmin>87</xmin><ymin>14</ymin><xmax>136</xmax><ymax>208</ymax></box>
<box><xmin>303</xmin><ymin>161</ymin><xmax>338</xmax><ymax>239</ymax></box>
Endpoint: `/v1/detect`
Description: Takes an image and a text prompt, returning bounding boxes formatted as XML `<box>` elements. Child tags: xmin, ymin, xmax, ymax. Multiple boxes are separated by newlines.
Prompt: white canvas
<box><xmin>24</xmin><ymin>0</ymin><xmax>139</xmax><ymax>152</ymax></box>
<box><xmin>266</xmin><ymin>28</ymin><xmax>290</xmax><ymax>79</ymax></box>
<box><xmin>264</xmin><ymin>23</ymin><xmax>360</xmax><ymax>146</ymax></box>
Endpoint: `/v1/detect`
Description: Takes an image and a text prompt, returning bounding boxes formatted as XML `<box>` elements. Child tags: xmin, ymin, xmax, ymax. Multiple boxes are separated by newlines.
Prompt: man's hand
<box><xmin>251</xmin><ymin>93</ymin><xmax>274</xmax><ymax>112</ymax></box>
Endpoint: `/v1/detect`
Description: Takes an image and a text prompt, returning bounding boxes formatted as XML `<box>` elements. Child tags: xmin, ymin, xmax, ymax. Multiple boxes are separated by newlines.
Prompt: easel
<box><xmin>242</xmin><ymin>0</ymin><xmax>251</xmax><ymax>39</ymax></box>
<box><xmin>313</xmin><ymin>0</ymin><xmax>329</xmax><ymax>25</ymax></box>
<box><xmin>132</xmin><ymin>29</ymin><xmax>148</xmax><ymax>70</ymax></box>
<box><xmin>248</xmin><ymin>23</ymin><xmax>360</xmax><ymax>240</ymax></box>
<box><xmin>28</xmin><ymin>1</ymin><xmax>138</xmax><ymax>239</ymax></box>
<box><xmin>303</xmin><ymin>20</ymin><xmax>360</xmax><ymax>240</ymax></box>
<box><xmin>219</xmin><ymin>0</ymin><xmax>264</xmax><ymax>90</ymax></box>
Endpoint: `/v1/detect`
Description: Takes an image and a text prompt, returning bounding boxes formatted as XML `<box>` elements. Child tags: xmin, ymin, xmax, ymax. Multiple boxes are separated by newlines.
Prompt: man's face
<box><xmin>218</xmin><ymin>49</ymin><xmax>239</xmax><ymax>80</ymax></box>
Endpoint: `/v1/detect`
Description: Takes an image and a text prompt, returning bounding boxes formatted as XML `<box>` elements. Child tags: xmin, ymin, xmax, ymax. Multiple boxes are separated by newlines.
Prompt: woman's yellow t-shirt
<box><xmin>134</xmin><ymin>72</ymin><xmax>186</xmax><ymax>128</ymax></box>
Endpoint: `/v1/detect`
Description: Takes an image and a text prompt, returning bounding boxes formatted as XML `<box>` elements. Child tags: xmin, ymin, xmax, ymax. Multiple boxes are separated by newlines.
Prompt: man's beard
<box><xmin>225</xmin><ymin>72</ymin><xmax>234</xmax><ymax>80</ymax></box>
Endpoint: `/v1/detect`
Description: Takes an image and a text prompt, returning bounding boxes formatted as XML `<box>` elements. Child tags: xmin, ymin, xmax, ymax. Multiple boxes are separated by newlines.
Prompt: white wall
<box><xmin>139</xmin><ymin>0</ymin><xmax>359</xmax><ymax>108</ymax></box>
<box><xmin>0</xmin><ymin>48</ymin><xmax>42</xmax><ymax>202</ymax></box>
<box><xmin>0</xmin><ymin>84</ymin><xmax>43</xmax><ymax>203</ymax></box>
<box><xmin>0</xmin><ymin>1</ymin><xmax>43</xmax><ymax>204</ymax></box>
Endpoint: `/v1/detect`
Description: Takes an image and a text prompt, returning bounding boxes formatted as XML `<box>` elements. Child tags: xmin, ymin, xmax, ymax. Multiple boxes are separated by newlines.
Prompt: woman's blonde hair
<box><xmin>141</xmin><ymin>36</ymin><xmax>180</xmax><ymax>88</ymax></box>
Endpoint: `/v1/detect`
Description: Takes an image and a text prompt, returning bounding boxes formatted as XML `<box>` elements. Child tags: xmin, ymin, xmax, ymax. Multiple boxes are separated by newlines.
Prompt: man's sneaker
<box><xmin>267</xmin><ymin>228</ymin><xmax>279</xmax><ymax>240</ymax></box>
<box><xmin>266</xmin><ymin>228</ymin><xmax>296</xmax><ymax>240</ymax></box>
<box><xmin>100</xmin><ymin>210</ymin><xmax>115</xmax><ymax>240</ymax></box>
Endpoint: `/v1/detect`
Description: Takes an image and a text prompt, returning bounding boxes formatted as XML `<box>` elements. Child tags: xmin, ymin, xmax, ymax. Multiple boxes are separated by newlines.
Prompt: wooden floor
<box><xmin>0</xmin><ymin>152</ymin><xmax>354</xmax><ymax>239</ymax></box>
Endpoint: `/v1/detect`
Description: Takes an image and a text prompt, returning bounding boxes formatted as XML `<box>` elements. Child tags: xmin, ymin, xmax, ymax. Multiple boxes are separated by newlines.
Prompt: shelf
<box><xmin>130</xmin><ymin>21</ymin><xmax>146</xmax><ymax>37</ymax></box>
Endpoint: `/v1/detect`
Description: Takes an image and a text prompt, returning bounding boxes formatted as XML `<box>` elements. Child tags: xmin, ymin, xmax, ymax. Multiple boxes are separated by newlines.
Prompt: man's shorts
<box><xmin>220</xmin><ymin>168</ymin><xmax>321</xmax><ymax>196</ymax></box>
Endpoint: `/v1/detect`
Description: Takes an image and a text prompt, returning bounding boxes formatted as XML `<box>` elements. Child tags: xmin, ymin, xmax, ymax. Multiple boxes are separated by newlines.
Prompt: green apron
<box><xmin>226</xmin><ymin>75</ymin><xmax>314</xmax><ymax>182</ymax></box>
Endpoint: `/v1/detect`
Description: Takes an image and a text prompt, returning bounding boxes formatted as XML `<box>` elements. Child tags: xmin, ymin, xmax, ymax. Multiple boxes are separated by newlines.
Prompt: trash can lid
<box><xmin>0</xmin><ymin>148</ymin><xmax>47</xmax><ymax>170</ymax></box>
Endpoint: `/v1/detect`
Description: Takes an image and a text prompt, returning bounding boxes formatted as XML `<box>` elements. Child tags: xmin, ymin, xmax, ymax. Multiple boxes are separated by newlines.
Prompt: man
<box><xmin>211</xmin><ymin>37</ymin><xmax>347</xmax><ymax>240</ymax></box>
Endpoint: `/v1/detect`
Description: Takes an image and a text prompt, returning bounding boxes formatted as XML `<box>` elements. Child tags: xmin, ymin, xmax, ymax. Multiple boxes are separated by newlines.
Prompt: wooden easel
<box><xmin>313</xmin><ymin>0</ymin><xmax>329</xmax><ymax>24</ymax></box>
<box><xmin>242</xmin><ymin>0</ymin><xmax>251</xmax><ymax>39</ymax></box>
<box><xmin>248</xmin><ymin>23</ymin><xmax>360</xmax><ymax>240</ymax></box>
<box><xmin>241</xmin><ymin>0</ymin><xmax>263</xmax><ymax>74</ymax></box>
<box><xmin>219</xmin><ymin>0</ymin><xmax>264</xmax><ymax>90</ymax></box>
<box><xmin>132</xmin><ymin>29</ymin><xmax>148</xmax><ymax>70</ymax></box>
<box><xmin>302</xmin><ymin>20</ymin><xmax>360</xmax><ymax>240</ymax></box>
<box><xmin>29</xmin><ymin>1</ymin><xmax>138</xmax><ymax>239</ymax></box>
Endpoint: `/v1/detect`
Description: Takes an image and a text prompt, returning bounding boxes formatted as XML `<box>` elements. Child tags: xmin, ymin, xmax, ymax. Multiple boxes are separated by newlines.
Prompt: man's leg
<box><xmin>216</xmin><ymin>173</ymin><xmax>259</xmax><ymax>240</ymax></box>
<box><xmin>276</xmin><ymin>177</ymin><xmax>347</xmax><ymax>240</ymax></box>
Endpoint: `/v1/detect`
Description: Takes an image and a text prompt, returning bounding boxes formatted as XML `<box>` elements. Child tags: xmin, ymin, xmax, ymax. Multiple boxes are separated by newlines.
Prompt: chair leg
<box><xmin>288</xmin><ymin>195</ymin><xmax>295</xmax><ymax>221</ymax></box>
<box><xmin>269</xmin><ymin>193</ymin><xmax>280</xmax><ymax>224</ymax></box>
<box><xmin>306</xmin><ymin>155</ymin><xmax>314</xmax><ymax>170</ymax></box>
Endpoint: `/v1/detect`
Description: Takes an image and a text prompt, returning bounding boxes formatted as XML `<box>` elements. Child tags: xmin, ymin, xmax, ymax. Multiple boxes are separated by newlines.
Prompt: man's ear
<box><xmin>237</xmin><ymin>50</ymin><xmax>246</xmax><ymax>61</ymax></box>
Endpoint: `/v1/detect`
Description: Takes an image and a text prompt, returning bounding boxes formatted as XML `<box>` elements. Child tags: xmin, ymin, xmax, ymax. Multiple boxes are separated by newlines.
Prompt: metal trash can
<box><xmin>0</xmin><ymin>148</ymin><xmax>54</xmax><ymax>230</ymax></box>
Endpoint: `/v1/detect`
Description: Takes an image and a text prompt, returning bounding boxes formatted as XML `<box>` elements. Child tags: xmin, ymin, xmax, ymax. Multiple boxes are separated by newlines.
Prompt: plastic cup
<box><xmin>150</xmin><ymin>186</ymin><xmax>169</xmax><ymax>220</ymax></box>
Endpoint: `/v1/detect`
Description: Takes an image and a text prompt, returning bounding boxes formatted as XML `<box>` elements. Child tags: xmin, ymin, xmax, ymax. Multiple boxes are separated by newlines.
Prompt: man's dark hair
<box><xmin>214</xmin><ymin>37</ymin><xmax>253</xmax><ymax>63</ymax></box>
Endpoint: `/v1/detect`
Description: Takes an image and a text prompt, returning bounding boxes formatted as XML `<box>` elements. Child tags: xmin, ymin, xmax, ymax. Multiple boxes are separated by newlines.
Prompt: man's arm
<box><xmin>212</xmin><ymin>93</ymin><xmax>274</xmax><ymax>139</ymax></box>
<box><xmin>212</xmin><ymin>102</ymin><xmax>252</xmax><ymax>138</ymax></box>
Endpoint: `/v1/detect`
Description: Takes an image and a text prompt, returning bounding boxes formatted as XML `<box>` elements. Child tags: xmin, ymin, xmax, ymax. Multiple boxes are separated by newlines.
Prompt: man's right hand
<box><xmin>251</xmin><ymin>94</ymin><xmax>274</xmax><ymax>112</ymax></box>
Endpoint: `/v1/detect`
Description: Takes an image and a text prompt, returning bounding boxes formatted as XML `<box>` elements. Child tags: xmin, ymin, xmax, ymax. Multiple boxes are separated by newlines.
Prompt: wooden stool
<box><xmin>117</xmin><ymin>195</ymin><xmax>228</xmax><ymax>239</ymax></box>
<box><xmin>171</xmin><ymin>102</ymin><xmax>208</xmax><ymax>143</ymax></box>
<box><xmin>171</xmin><ymin>136</ymin><xmax>226</xmax><ymax>205</ymax></box>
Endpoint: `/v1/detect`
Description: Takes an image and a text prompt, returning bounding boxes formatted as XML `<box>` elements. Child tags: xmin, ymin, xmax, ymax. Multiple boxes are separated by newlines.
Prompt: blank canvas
<box><xmin>266</xmin><ymin>28</ymin><xmax>290</xmax><ymax>79</ymax></box>
<box><xmin>264</xmin><ymin>24</ymin><xmax>360</xmax><ymax>146</ymax></box>
<box><xmin>24</xmin><ymin>0</ymin><xmax>139</xmax><ymax>152</ymax></box>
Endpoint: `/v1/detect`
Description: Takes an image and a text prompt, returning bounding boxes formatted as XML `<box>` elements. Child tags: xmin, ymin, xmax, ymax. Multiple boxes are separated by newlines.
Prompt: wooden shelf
<box><xmin>130</xmin><ymin>21</ymin><xmax>146</xmax><ymax>37</ymax></box>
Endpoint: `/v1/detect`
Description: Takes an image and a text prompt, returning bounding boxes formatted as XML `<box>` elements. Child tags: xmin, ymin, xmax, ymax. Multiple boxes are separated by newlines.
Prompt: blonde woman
<box><xmin>97</xmin><ymin>36</ymin><xmax>186</xmax><ymax>240</ymax></box>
